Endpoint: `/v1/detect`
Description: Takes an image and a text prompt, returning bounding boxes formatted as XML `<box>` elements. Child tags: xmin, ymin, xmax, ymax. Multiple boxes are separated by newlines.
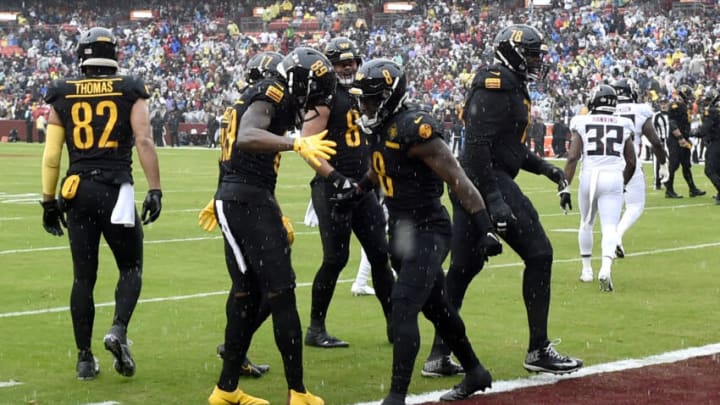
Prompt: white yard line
<box><xmin>1</xmin><ymin>242</ymin><xmax>718</xmax><ymax>319</ymax></box>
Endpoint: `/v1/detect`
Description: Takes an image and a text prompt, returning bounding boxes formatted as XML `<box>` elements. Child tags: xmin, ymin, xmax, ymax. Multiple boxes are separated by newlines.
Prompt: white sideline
<box><xmin>0</xmin><ymin>380</ymin><xmax>22</xmax><ymax>388</ymax></box>
<box><xmin>353</xmin><ymin>343</ymin><xmax>720</xmax><ymax>405</ymax></box>
<box><xmin>1</xmin><ymin>242</ymin><xmax>719</xmax><ymax>319</ymax></box>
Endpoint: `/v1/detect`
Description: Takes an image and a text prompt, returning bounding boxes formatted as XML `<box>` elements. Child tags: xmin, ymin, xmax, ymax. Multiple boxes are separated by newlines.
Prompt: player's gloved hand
<box><xmin>485</xmin><ymin>191</ymin><xmax>515</xmax><ymax>236</ymax></box>
<box><xmin>545</xmin><ymin>165</ymin><xmax>567</xmax><ymax>187</ymax></box>
<box><xmin>293</xmin><ymin>130</ymin><xmax>336</xmax><ymax>167</ymax></box>
<box><xmin>471</xmin><ymin>209</ymin><xmax>503</xmax><ymax>257</ymax></box>
<box><xmin>141</xmin><ymin>189</ymin><xmax>163</xmax><ymax>225</ymax></box>
<box><xmin>40</xmin><ymin>199</ymin><xmax>66</xmax><ymax>236</ymax></box>
<box><xmin>659</xmin><ymin>162</ymin><xmax>670</xmax><ymax>184</ymax></box>
<box><xmin>557</xmin><ymin>179</ymin><xmax>572</xmax><ymax>214</ymax></box>
<box><xmin>328</xmin><ymin>170</ymin><xmax>362</xmax><ymax>201</ymax></box>
<box><xmin>198</xmin><ymin>199</ymin><xmax>217</xmax><ymax>232</ymax></box>
<box><xmin>282</xmin><ymin>215</ymin><xmax>295</xmax><ymax>245</ymax></box>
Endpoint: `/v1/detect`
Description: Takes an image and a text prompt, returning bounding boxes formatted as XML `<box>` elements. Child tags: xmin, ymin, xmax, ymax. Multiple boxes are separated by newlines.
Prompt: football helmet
<box><xmin>278</xmin><ymin>47</ymin><xmax>336</xmax><ymax>113</ymax></box>
<box><xmin>349</xmin><ymin>58</ymin><xmax>406</xmax><ymax>131</ymax></box>
<box><xmin>611</xmin><ymin>78</ymin><xmax>640</xmax><ymax>103</ymax></box>
<box><xmin>587</xmin><ymin>84</ymin><xmax>617</xmax><ymax>114</ymax></box>
<box><xmin>676</xmin><ymin>84</ymin><xmax>695</xmax><ymax>104</ymax></box>
<box><xmin>703</xmin><ymin>87</ymin><xmax>718</xmax><ymax>106</ymax></box>
<box><xmin>77</xmin><ymin>27</ymin><xmax>118</xmax><ymax>73</ymax></box>
<box><xmin>246</xmin><ymin>51</ymin><xmax>284</xmax><ymax>83</ymax></box>
<box><xmin>493</xmin><ymin>24</ymin><xmax>548</xmax><ymax>81</ymax></box>
<box><xmin>324</xmin><ymin>37</ymin><xmax>362</xmax><ymax>87</ymax></box>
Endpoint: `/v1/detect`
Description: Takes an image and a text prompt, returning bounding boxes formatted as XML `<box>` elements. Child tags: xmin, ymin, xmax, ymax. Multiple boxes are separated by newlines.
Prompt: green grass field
<box><xmin>1</xmin><ymin>142</ymin><xmax>718</xmax><ymax>405</ymax></box>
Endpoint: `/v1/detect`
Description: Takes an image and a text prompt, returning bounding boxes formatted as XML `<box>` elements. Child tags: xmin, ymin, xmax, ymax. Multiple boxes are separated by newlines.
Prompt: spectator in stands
<box><xmin>530</xmin><ymin>113</ymin><xmax>546</xmax><ymax>157</ymax></box>
<box><xmin>151</xmin><ymin>107</ymin><xmax>166</xmax><ymax>147</ymax></box>
<box><xmin>552</xmin><ymin>117</ymin><xmax>570</xmax><ymax>158</ymax></box>
<box><xmin>167</xmin><ymin>108</ymin><xmax>183</xmax><ymax>147</ymax></box>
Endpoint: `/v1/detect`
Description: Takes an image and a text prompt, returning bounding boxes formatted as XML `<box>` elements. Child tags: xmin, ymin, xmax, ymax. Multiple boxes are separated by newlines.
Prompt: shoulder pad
<box><xmin>44</xmin><ymin>79</ymin><xmax>66</xmax><ymax>103</ymax></box>
<box><xmin>122</xmin><ymin>75</ymin><xmax>151</xmax><ymax>99</ymax></box>
<box><xmin>471</xmin><ymin>65</ymin><xmax>521</xmax><ymax>91</ymax></box>
<box><xmin>244</xmin><ymin>79</ymin><xmax>286</xmax><ymax>105</ymax></box>
<box><xmin>391</xmin><ymin>110</ymin><xmax>442</xmax><ymax>144</ymax></box>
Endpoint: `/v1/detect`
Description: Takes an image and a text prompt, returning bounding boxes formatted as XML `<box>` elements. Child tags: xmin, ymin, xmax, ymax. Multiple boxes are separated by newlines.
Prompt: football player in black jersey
<box><xmin>207</xmin><ymin>51</ymin><xmax>284</xmax><ymax>378</ymax></box>
<box><xmin>203</xmin><ymin>47</ymin><xmax>336</xmax><ymax>405</ymax></box>
<box><xmin>40</xmin><ymin>27</ymin><xmax>162</xmax><ymax>380</ymax></box>
<box><xmin>700</xmin><ymin>88</ymin><xmax>720</xmax><ymax>204</ymax></box>
<box><xmin>665</xmin><ymin>84</ymin><xmax>706</xmax><ymax>198</ymax></box>
<box><xmin>299</xmin><ymin>37</ymin><xmax>395</xmax><ymax>349</ymax></box>
<box><xmin>350</xmin><ymin>59</ymin><xmax>502</xmax><ymax>404</ymax></box>
<box><xmin>423</xmin><ymin>24</ymin><xmax>583</xmax><ymax>377</ymax></box>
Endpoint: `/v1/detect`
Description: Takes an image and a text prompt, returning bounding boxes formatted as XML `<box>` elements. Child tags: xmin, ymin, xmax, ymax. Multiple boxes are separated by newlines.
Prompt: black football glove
<box><xmin>545</xmin><ymin>165</ymin><xmax>566</xmax><ymax>186</ymax></box>
<box><xmin>328</xmin><ymin>170</ymin><xmax>361</xmax><ymax>201</ymax></box>
<box><xmin>544</xmin><ymin>166</ymin><xmax>572</xmax><ymax>213</ymax></box>
<box><xmin>470</xmin><ymin>209</ymin><xmax>503</xmax><ymax>257</ymax></box>
<box><xmin>484</xmin><ymin>191</ymin><xmax>515</xmax><ymax>236</ymax></box>
<box><xmin>328</xmin><ymin>171</ymin><xmax>364</xmax><ymax>222</ymax></box>
<box><xmin>557</xmin><ymin>179</ymin><xmax>572</xmax><ymax>214</ymax></box>
<box><xmin>141</xmin><ymin>189</ymin><xmax>163</xmax><ymax>225</ymax></box>
<box><xmin>40</xmin><ymin>199</ymin><xmax>66</xmax><ymax>236</ymax></box>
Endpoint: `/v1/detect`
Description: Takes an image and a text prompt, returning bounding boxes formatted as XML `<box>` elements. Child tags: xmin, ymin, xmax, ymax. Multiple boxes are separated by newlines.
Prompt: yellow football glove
<box><xmin>198</xmin><ymin>199</ymin><xmax>218</xmax><ymax>232</ymax></box>
<box><xmin>282</xmin><ymin>215</ymin><xmax>295</xmax><ymax>245</ymax></box>
<box><xmin>293</xmin><ymin>130</ymin><xmax>336</xmax><ymax>167</ymax></box>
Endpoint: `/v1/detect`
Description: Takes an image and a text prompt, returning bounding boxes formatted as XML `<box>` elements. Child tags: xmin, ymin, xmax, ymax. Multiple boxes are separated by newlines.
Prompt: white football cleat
<box><xmin>579</xmin><ymin>268</ymin><xmax>594</xmax><ymax>283</ymax></box>
<box><xmin>350</xmin><ymin>283</ymin><xmax>375</xmax><ymax>296</ymax></box>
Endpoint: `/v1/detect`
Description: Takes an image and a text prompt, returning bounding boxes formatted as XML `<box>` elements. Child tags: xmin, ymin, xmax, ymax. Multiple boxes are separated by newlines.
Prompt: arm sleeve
<box><xmin>522</xmin><ymin>151</ymin><xmax>553</xmax><ymax>175</ymax></box>
<box><xmin>462</xmin><ymin>89</ymin><xmax>503</xmax><ymax>197</ymax></box>
<box><xmin>41</xmin><ymin>124</ymin><xmax>66</xmax><ymax>196</ymax></box>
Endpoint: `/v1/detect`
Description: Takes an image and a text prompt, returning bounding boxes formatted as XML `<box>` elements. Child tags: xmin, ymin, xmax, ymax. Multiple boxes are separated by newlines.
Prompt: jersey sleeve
<box><xmin>123</xmin><ymin>76</ymin><xmax>151</xmax><ymax>100</ymax></box>
<box><xmin>245</xmin><ymin>79</ymin><xmax>288</xmax><ymax>107</ymax></box>
<box><xmin>395</xmin><ymin>110</ymin><xmax>443</xmax><ymax>146</ymax></box>
<box><xmin>44</xmin><ymin>80</ymin><xmax>65</xmax><ymax>104</ymax></box>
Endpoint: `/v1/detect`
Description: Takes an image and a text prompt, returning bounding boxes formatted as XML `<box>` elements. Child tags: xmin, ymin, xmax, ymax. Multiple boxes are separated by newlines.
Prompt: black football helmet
<box><xmin>611</xmin><ymin>78</ymin><xmax>640</xmax><ymax>103</ymax></box>
<box><xmin>324</xmin><ymin>37</ymin><xmax>362</xmax><ymax>87</ymax></box>
<box><xmin>703</xmin><ymin>87</ymin><xmax>719</xmax><ymax>106</ymax></box>
<box><xmin>349</xmin><ymin>58</ymin><xmax>407</xmax><ymax>131</ymax></box>
<box><xmin>677</xmin><ymin>84</ymin><xmax>695</xmax><ymax>104</ymax></box>
<box><xmin>278</xmin><ymin>47</ymin><xmax>336</xmax><ymax>114</ymax></box>
<box><xmin>493</xmin><ymin>24</ymin><xmax>548</xmax><ymax>81</ymax></box>
<box><xmin>246</xmin><ymin>51</ymin><xmax>284</xmax><ymax>83</ymax></box>
<box><xmin>587</xmin><ymin>84</ymin><xmax>617</xmax><ymax>114</ymax></box>
<box><xmin>77</xmin><ymin>27</ymin><xmax>118</xmax><ymax>74</ymax></box>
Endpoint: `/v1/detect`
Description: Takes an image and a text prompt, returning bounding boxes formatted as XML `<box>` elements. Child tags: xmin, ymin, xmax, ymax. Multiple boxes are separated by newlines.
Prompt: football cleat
<box><xmin>76</xmin><ymin>351</ymin><xmax>100</xmax><ymax>380</ymax></box>
<box><xmin>523</xmin><ymin>341</ymin><xmax>583</xmax><ymax>374</ymax></box>
<box><xmin>615</xmin><ymin>244</ymin><xmax>625</xmax><ymax>259</ymax></box>
<box><xmin>288</xmin><ymin>389</ymin><xmax>324</xmax><ymax>405</ymax></box>
<box><xmin>689</xmin><ymin>188</ymin><xmax>707</xmax><ymax>197</ymax></box>
<box><xmin>438</xmin><ymin>365</ymin><xmax>492</xmax><ymax>401</ymax></box>
<box><xmin>103</xmin><ymin>325</ymin><xmax>135</xmax><ymax>377</ymax></box>
<box><xmin>598</xmin><ymin>270</ymin><xmax>614</xmax><ymax>292</ymax></box>
<box><xmin>208</xmin><ymin>385</ymin><xmax>269</xmax><ymax>405</ymax></box>
<box><xmin>580</xmin><ymin>268</ymin><xmax>594</xmax><ymax>283</ymax></box>
<box><xmin>304</xmin><ymin>327</ymin><xmax>349</xmax><ymax>348</ymax></box>
<box><xmin>350</xmin><ymin>283</ymin><xmax>375</xmax><ymax>296</ymax></box>
<box><xmin>216</xmin><ymin>344</ymin><xmax>270</xmax><ymax>377</ymax></box>
<box><xmin>421</xmin><ymin>355</ymin><xmax>465</xmax><ymax>378</ymax></box>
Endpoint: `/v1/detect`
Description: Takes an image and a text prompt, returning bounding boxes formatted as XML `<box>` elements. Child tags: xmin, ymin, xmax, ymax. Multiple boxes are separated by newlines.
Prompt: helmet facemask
<box><xmin>334</xmin><ymin>59</ymin><xmax>359</xmax><ymax>87</ymax></box>
<box><xmin>353</xmin><ymin>75</ymin><xmax>406</xmax><ymax>133</ymax></box>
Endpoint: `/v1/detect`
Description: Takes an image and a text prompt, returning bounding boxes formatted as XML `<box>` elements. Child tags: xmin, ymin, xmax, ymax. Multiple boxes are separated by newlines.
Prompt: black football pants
<box><xmin>65</xmin><ymin>180</ymin><xmax>143</xmax><ymax>351</ymax></box>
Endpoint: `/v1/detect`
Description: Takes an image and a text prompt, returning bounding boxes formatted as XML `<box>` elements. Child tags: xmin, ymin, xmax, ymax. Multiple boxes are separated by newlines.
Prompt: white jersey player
<box><xmin>611</xmin><ymin>78</ymin><xmax>668</xmax><ymax>258</ymax></box>
<box><xmin>564</xmin><ymin>85</ymin><xmax>637</xmax><ymax>292</ymax></box>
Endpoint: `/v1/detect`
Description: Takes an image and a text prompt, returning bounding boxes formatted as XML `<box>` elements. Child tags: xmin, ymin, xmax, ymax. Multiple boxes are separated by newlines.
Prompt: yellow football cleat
<box><xmin>208</xmin><ymin>386</ymin><xmax>269</xmax><ymax>405</ymax></box>
<box><xmin>288</xmin><ymin>389</ymin><xmax>324</xmax><ymax>405</ymax></box>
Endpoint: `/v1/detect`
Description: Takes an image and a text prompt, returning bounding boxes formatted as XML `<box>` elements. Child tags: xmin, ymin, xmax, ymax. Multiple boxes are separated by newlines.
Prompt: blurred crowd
<box><xmin>1</xmin><ymin>0</ymin><xmax>719</xmax><ymax>147</ymax></box>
